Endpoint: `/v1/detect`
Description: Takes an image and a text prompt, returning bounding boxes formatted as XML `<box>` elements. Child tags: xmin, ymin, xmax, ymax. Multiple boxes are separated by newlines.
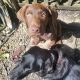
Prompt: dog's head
<box><xmin>17</xmin><ymin>3</ymin><xmax>60</xmax><ymax>40</ymax></box>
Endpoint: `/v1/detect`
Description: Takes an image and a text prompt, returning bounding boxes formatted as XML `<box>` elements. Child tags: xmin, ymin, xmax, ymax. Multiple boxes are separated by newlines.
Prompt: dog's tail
<box><xmin>9</xmin><ymin>63</ymin><xmax>31</xmax><ymax>80</ymax></box>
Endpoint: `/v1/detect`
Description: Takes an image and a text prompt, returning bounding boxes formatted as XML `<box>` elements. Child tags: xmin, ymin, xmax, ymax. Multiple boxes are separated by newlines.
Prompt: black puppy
<box><xmin>9</xmin><ymin>46</ymin><xmax>58</xmax><ymax>80</ymax></box>
<box><xmin>9</xmin><ymin>44</ymin><xmax>80</xmax><ymax>80</ymax></box>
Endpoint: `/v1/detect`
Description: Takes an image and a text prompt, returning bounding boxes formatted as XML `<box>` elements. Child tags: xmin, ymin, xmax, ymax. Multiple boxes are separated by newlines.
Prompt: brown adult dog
<box><xmin>17</xmin><ymin>3</ymin><xmax>61</xmax><ymax>48</ymax></box>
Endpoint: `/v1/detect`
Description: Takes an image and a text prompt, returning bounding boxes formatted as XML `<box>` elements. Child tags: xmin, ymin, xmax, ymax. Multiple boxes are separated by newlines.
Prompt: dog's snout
<box><xmin>31</xmin><ymin>26</ymin><xmax>39</xmax><ymax>33</ymax></box>
<box><xmin>32</xmin><ymin>28</ymin><xmax>39</xmax><ymax>33</ymax></box>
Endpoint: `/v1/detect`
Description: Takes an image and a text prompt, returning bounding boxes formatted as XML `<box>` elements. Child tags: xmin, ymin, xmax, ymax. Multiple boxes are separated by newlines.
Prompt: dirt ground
<box><xmin>0</xmin><ymin>10</ymin><xmax>80</xmax><ymax>80</ymax></box>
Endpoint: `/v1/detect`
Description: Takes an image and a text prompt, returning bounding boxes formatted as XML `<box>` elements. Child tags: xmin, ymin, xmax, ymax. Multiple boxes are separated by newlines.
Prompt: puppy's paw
<box><xmin>37</xmin><ymin>40</ymin><xmax>55</xmax><ymax>50</ymax></box>
<box><xmin>37</xmin><ymin>43</ymin><xmax>51</xmax><ymax>50</ymax></box>
<box><xmin>30</xmin><ymin>37</ymin><xmax>40</xmax><ymax>45</ymax></box>
<box><xmin>37</xmin><ymin>44</ymin><xmax>50</xmax><ymax>50</ymax></box>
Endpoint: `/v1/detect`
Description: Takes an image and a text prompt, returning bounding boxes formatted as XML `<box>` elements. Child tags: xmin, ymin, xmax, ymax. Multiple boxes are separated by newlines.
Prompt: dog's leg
<box><xmin>37</xmin><ymin>39</ymin><xmax>62</xmax><ymax>50</ymax></box>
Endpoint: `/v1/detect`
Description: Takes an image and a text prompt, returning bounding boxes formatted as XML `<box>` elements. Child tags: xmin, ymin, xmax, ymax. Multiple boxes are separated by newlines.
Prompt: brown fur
<box><xmin>12</xmin><ymin>3</ymin><xmax>62</xmax><ymax>60</ymax></box>
<box><xmin>17</xmin><ymin>3</ymin><xmax>61</xmax><ymax>46</ymax></box>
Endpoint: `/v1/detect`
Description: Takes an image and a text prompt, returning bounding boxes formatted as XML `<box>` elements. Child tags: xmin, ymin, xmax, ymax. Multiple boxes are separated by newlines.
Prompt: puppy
<box><xmin>12</xmin><ymin>3</ymin><xmax>62</xmax><ymax>60</ymax></box>
<box><xmin>9</xmin><ymin>46</ymin><xmax>58</xmax><ymax>80</ymax></box>
<box><xmin>9</xmin><ymin>44</ymin><xmax>80</xmax><ymax>80</ymax></box>
<box><xmin>17</xmin><ymin>3</ymin><xmax>61</xmax><ymax>48</ymax></box>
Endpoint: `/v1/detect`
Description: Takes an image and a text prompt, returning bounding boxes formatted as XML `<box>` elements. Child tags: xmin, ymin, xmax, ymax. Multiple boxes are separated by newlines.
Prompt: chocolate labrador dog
<box><xmin>12</xmin><ymin>3</ymin><xmax>62</xmax><ymax>60</ymax></box>
<box><xmin>9</xmin><ymin>44</ymin><xmax>80</xmax><ymax>80</ymax></box>
<box><xmin>17</xmin><ymin>3</ymin><xmax>62</xmax><ymax>49</ymax></box>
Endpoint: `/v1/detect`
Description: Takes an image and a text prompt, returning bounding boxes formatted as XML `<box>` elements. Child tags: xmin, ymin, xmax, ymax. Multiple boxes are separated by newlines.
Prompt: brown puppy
<box><xmin>17</xmin><ymin>3</ymin><xmax>61</xmax><ymax>47</ymax></box>
<box><xmin>12</xmin><ymin>3</ymin><xmax>62</xmax><ymax>60</ymax></box>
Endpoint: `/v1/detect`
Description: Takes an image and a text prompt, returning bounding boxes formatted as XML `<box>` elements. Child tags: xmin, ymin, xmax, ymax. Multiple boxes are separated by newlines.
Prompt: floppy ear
<box><xmin>41</xmin><ymin>3</ymin><xmax>58</xmax><ymax>18</ymax></box>
<box><xmin>17</xmin><ymin>4</ymin><xmax>29</xmax><ymax>22</ymax></box>
<box><xmin>49</xmin><ymin>6</ymin><xmax>61</xmax><ymax>41</ymax></box>
<box><xmin>41</xmin><ymin>3</ymin><xmax>61</xmax><ymax>41</ymax></box>
<box><xmin>50</xmin><ymin>6</ymin><xmax>62</xmax><ymax>41</ymax></box>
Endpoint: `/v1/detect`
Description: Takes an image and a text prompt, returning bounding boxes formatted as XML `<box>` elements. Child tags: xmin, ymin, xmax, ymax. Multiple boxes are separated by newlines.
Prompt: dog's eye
<box><xmin>26</xmin><ymin>11</ymin><xmax>33</xmax><ymax>15</ymax></box>
<box><xmin>39</xmin><ymin>11</ymin><xmax>46</xmax><ymax>18</ymax></box>
<box><xmin>41</xmin><ymin>11</ymin><xmax>46</xmax><ymax>18</ymax></box>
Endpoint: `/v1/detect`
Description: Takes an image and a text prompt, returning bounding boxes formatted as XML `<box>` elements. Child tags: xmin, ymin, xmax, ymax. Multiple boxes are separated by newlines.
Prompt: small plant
<box><xmin>0</xmin><ymin>49</ymin><xmax>10</xmax><ymax>61</ymax></box>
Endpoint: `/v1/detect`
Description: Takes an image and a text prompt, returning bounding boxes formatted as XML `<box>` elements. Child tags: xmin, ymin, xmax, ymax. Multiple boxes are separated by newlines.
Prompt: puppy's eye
<box><xmin>39</xmin><ymin>11</ymin><xmax>46</xmax><ymax>18</ymax></box>
<box><xmin>26</xmin><ymin>11</ymin><xmax>33</xmax><ymax>15</ymax></box>
<box><xmin>41</xmin><ymin>11</ymin><xmax>46</xmax><ymax>18</ymax></box>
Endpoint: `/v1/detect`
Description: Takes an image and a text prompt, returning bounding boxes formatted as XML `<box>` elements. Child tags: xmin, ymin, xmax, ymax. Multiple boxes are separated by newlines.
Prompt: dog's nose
<box><xmin>31</xmin><ymin>26</ymin><xmax>39</xmax><ymax>33</ymax></box>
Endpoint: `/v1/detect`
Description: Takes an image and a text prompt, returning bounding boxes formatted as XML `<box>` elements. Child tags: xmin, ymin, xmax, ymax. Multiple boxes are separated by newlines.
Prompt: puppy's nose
<box><xmin>31</xmin><ymin>26</ymin><xmax>39</xmax><ymax>33</ymax></box>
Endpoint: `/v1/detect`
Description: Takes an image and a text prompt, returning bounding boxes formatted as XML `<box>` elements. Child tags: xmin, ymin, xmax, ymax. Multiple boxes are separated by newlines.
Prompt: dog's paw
<box><xmin>37</xmin><ymin>43</ymin><xmax>51</xmax><ymax>50</ymax></box>
<box><xmin>30</xmin><ymin>37</ymin><xmax>40</xmax><ymax>45</ymax></box>
<box><xmin>37</xmin><ymin>39</ymin><xmax>55</xmax><ymax>50</ymax></box>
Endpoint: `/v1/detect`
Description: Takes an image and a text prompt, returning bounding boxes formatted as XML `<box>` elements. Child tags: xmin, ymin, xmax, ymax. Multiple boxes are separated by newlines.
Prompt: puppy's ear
<box><xmin>50</xmin><ymin>5</ymin><xmax>58</xmax><ymax>19</ymax></box>
<box><xmin>17</xmin><ymin>4</ymin><xmax>29</xmax><ymax>22</ymax></box>
<box><xmin>41</xmin><ymin>3</ymin><xmax>58</xmax><ymax>19</ymax></box>
<box><xmin>41</xmin><ymin>3</ymin><xmax>60</xmax><ymax>41</ymax></box>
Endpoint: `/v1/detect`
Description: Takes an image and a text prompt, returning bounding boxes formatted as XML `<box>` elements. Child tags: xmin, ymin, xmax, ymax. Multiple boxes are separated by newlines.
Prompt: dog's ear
<box><xmin>17</xmin><ymin>4</ymin><xmax>29</xmax><ymax>22</ymax></box>
<box><xmin>50</xmin><ymin>6</ymin><xmax>58</xmax><ymax>19</ymax></box>
<box><xmin>41</xmin><ymin>3</ymin><xmax>58</xmax><ymax>19</ymax></box>
<box><xmin>41</xmin><ymin>3</ymin><xmax>60</xmax><ymax>41</ymax></box>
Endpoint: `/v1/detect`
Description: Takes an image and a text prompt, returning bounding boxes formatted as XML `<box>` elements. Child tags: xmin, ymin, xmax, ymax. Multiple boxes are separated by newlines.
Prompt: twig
<box><xmin>0</xmin><ymin>30</ymin><xmax>16</xmax><ymax>48</ymax></box>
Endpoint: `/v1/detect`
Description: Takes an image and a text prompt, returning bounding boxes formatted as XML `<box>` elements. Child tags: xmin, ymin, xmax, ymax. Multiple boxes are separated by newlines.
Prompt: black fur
<box><xmin>9</xmin><ymin>44</ymin><xmax>80</xmax><ymax>80</ymax></box>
